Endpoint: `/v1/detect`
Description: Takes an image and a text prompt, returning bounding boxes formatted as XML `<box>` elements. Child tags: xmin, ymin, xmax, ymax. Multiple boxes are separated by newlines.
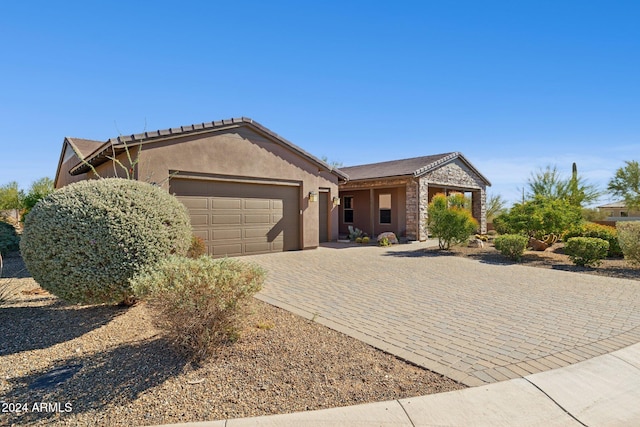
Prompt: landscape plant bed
<box><xmin>424</xmin><ymin>242</ymin><xmax>640</xmax><ymax>281</ymax></box>
<box><xmin>0</xmin><ymin>255</ymin><xmax>464</xmax><ymax>427</ymax></box>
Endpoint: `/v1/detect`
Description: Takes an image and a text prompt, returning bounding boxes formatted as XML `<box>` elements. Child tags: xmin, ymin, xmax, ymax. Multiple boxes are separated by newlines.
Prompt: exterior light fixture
<box><xmin>309</xmin><ymin>191</ymin><xmax>319</xmax><ymax>202</ymax></box>
<box><xmin>332</xmin><ymin>196</ymin><xmax>341</xmax><ymax>206</ymax></box>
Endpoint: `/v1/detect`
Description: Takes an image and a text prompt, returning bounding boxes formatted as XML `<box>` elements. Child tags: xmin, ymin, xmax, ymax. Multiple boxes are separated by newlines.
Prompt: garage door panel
<box><xmin>212</xmin><ymin>229</ymin><xmax>242</xmax><ymax>240</ymax></box>
<box><xmin>244</xmin><ymin>242</ymin><xmax>271</xmax><ymax>254</ymax></box>
<box><xmin>213</xmin><ymin>244</ymin><xmax>242</xmax><ymax>257</ymax></box>
<box><xmin>190</xmin><ymin>214</ymin><xmax>209</xmax><ymax>226</ymax></box>
<box><xmin>212</xmin><ymin>214</ymin><xmax>242</xmax><ymax>225</ymax></box>
<box><xmin>180</xmin><ymin>197</ymin><xmax>208</xmax><ymax>210</ymax></box>
<box><xmin>245</xmin><ymin>199</ymin><xmax>271</xmax><ymax>209</ymax></box>
<box><xmin>212</xmin><ymin>198</ymin><xmax>242</xmax><ymax>209</ymax></box>
<box><xmin>244</xmin><ymin>214</ymin><xmax>271</xmax><ymax>224</ymax></box>
<box><xmin>244</xmin><ymin>228</ymin><xmax>269</xmax><ymax>238</ymax></box>
<box><xmin>173</xmin><ymin>179</ymin><xmax>299</xmax><ymax>257</ymax></box>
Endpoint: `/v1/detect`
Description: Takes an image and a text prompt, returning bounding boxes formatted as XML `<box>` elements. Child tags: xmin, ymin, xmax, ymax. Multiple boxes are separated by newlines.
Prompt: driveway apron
<box><xmin>245</xmin><ymin>243</ymin><xmax>640</xmax><ymax>386</ymax></box>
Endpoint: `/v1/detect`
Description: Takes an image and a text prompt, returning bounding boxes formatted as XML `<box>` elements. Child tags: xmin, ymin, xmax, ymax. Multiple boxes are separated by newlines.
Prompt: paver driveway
<box><xmin>245</xmin><ymin>242</ymin><xmax>640</xmax><ymax>386</ymax></box>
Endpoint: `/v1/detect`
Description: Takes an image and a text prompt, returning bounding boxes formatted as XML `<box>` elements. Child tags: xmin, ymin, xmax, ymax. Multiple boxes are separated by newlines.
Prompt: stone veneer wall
<box><xmin>420</xmin><ymin>159</ymin><xmax>488</xmax><ymax>237</ymax></box>
<box><xmin>405</xmin><ymin>180</ymin><xmax>419</xmax><ymax>240</ymax></box>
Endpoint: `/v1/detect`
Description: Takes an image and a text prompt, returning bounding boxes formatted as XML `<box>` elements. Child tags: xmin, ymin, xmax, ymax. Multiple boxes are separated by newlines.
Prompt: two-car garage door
<box><xmin>171</xmin><ymin>178</ymin><xmax>300</xmax><ymax>257</ymax></box>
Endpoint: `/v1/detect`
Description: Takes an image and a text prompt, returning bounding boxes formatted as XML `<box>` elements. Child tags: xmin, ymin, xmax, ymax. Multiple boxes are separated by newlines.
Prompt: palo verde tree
<box><xmin>427</xmin><ymin>193</ymin><xmax>478</xmax><ymax>250</ymax></box>
<box><xmin>21</xmin><ymin>177</ymin><xmax>54</xmax><ymax>221</ymax></box>
<box><xmin>0</xmin><ymin>181</ymin><xmax>24</xmax><ymax>211</ymax></box>
<box><xmin>493</xmin><ymin>196</ymin><xmax>582</xmax><ymax>238</ymax></box>
<box><xmin>526</xmin><ymin>164</ymin><xmax>601</xmax><ymax>207</ymax></box>
<box><xmin>608</xmin><ymin>160</ymin><xmax>640</xmax><ymax>211</ymax></box>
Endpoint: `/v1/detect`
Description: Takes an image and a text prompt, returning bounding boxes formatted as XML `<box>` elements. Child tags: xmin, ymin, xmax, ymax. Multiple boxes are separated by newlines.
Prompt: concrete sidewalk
<box><xmin>155</xmin><ymin>342</ymin><xmax>640</xmax><ymax>426</ymax></box>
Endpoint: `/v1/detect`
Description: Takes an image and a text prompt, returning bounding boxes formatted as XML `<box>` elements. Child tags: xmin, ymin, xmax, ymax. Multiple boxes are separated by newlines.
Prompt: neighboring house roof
<box><xmin>66</xmin><ymin>117</ymin><xmax>349</xmax><ymax>181</ymax></box>
<box><xmin>340</xmin><ymin>152</ymin><xmax>491</xmax><ymax>185</ymax></box>
<box><xmin>597</xmin><ymin>200</ymin><xmax>627</xmax><ymax>209</ymax></box>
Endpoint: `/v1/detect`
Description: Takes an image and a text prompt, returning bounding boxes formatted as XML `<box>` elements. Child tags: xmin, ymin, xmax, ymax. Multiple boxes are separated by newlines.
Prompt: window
<box><xmin>343</xmin><ymin>196</ymin><xmax>354</xmax><ymax>223</ymax></box>
<box><xmin>379</xmin><ymin>194</ymin><xmax>391</xmax><ymax>224</ymax></box>
<box><xmin>621</xmin><ymin>211</ymin><xmax>628</xmax><ymax>217</ymax></box>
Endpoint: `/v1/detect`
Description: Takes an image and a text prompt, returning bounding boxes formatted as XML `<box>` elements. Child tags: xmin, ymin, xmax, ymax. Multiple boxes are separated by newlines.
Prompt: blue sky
<box><xmin>1</xmin><ymin>1</ymin><xmax>638</xmax><ymax>206</ymax></box>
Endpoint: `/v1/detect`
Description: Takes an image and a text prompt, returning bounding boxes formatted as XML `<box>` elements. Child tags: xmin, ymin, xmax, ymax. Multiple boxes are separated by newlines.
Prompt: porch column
<box><xmin>405</xmin><ymin>180</ymin><xmax>419</xmax><ymax>240</ymax></box>
<box><xmin>418</xmin><ymin>178</ymin><xmax>429</xmax><ymax>241</ymax></box>
<box><xmin>472</xmin><ymin>188</ymin><xmax>487</xmax><ymax>234</ymax></box>
<box><xmin>370</xmin><ymin>188</ymin><xmax>375</xmax><ymax>237</ymax></box>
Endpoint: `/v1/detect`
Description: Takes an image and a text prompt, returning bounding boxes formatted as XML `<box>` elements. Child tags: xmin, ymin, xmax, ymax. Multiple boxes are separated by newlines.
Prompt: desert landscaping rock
<box><xmin>0</xmin><ymin>255</ymin><xmax>462</xmax><ymax>426</ymax></box>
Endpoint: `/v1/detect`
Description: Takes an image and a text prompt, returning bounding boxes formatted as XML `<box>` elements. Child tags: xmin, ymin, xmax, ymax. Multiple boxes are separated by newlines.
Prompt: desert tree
<box><xmin>608</xmin><ymin>160</ymin><xmax>640</xmax><ymax>211</ymax></box>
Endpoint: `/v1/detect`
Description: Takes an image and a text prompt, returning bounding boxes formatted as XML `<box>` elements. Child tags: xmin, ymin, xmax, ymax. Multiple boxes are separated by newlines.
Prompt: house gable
<box><xmin>54</xmin><ymin>137</ymin><xmax>104</xmax><ymax>189</ymax></box>
<box><xmin>419</xmin><ymin>157</ymin><xmax>488</xmax><ymax>190</ymax></box>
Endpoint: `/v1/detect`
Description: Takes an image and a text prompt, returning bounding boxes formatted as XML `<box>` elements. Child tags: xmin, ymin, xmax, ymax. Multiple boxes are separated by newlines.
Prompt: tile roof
<box><xmin>67</xmin><ymin>117</ymin><xmax>348</xmax><ymax>181</ymax></box>
<box><xmin>340</xmin><ymin>152</ymin><xmax>491</xmax><ymax>185</ymax></box>
<box><xmin>340</xmin><ymin>152</ymin><xmax>455</xmax><ymax>180</ymax></box>
<box><xmin>65</xmin><ymin>137</ymin><xmax>104</xmax><ymax>158</ymax></box>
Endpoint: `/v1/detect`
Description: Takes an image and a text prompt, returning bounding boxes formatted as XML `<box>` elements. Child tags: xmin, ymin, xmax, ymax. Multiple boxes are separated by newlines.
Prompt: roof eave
<box><xmin>413</xmin><ymin>152</ymin><xmax>492</xmax><ymax>186</ymax></box>
<box><xmin>68</xmin><ymin>117</ymin><xmax>349</xmax><ymax>181</ymax></box>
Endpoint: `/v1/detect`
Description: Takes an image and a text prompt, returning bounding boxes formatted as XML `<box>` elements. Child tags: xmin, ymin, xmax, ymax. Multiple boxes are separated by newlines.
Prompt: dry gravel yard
<box><xmin>431</xmin><ymin>241</ymin><xmax>640</xmax><ymax>281</ymax></box>
<box><xmin>0</xmin><ymin>254</ymin><xmax>463</xmax><ymax>427</ymax></box>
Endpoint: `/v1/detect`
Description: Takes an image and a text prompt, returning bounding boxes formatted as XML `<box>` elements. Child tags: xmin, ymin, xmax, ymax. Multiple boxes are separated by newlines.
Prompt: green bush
<box><xmin>378</xmin><ymin>237</ymin><xmax>390</xmax><ymax>247</ymax></box>
<box><xmin>131</xmin><ymin>256</ymin><xmax>265</xmax><ymax>360</ymax></box>
<box><xmin>617</xmin><ymin>221</ymin><xmax>640</xmax><ymax>266</ymax></box>
<box><xmin>428</xmin><ymin>193</ymin><xmax>479</xmax><ymax>250</ymax></box>
<box><xmin>564</xmin><ymin>222</ymin><xmax>622</xmax><ymax>257</ymax></box>
<box><xmin>565</xmin><ymin>237</ymin><xmax>609</xmax><ymax>267</ymax></box>
<box><xmin>20</xmin><ymin>178</ymin><xmax>192</xmax><ymax>305</ymax></box>
<box><xmin>187</xmin><ymin>235</ymin><xmax>207</xmax><ymax>259</ymax></box>
<box><xmin>493</xmin><ymin>197</ymin><xmax>582</xmax><ymax>239</ymax></box>
<box><xmin>0</xmin><ymin>221</ymin><xmax>20</xmax><ymax>255</ymax></box>
<box><xmin>494</xmin><ymin>234</ymin><xmax>528</xmax><ymax>261</ymax></box>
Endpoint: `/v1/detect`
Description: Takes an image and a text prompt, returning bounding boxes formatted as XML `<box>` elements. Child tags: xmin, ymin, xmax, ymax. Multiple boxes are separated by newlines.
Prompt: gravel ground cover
<box><xmin>431</xmin><ymin>241</ymin><xmax>640</xmax><ymax>281</ymax></box>
<box><xmin>0</xmin><ymin>254</ymin><xmax>463</xmax><ymax>427</ymax></box>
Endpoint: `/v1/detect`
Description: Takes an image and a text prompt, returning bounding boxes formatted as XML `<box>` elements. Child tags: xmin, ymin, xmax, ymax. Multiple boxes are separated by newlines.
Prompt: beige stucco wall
<box><xmin>135</xmin><ymin>126</ymin><xmax>340</xmax><ymax>248</ymax></box>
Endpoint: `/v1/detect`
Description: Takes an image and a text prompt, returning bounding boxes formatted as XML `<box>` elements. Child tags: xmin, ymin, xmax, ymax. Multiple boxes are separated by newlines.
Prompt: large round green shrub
<box><xmin>20</xmin><ymin>178</ymin><xmax>192</xmax><ymax>304</ymax></box>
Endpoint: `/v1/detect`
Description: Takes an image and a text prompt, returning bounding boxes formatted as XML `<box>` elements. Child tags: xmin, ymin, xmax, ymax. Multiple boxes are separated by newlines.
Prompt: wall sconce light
<box><xmin>332</xmin><ymin>196</ymin><xmax>341</xmax><ymax>206</ymax></box>
<box><xmin>309</xmin><ymin>191</ymin><xmax>318</xmax><ymax>203</ymax></box>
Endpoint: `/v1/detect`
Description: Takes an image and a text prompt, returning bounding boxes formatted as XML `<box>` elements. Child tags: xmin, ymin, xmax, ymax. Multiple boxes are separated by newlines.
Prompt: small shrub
<box><xmin>355</xmin><ymin>237</ymin><xmax>363</xmax><ymax>244</ymax></box>
<box><xmin>428</xmin><ymin>193</ymin><xmax>478</xmax><ymax>250</ymax></box>
<box><xmin>20</xmin><ymin>178</ymin><xmax>192</xmax><ymax>305</ymax></box>
<box><xmin>378</xmin><ymin>237</ymin><xmax>390</xmax><ymax>247</ymax></box>
<box><xmin>617</xmin><ymin>221</ymin><xmax>640</xmax><ymax>265</ymax></box>
<box><xmin>565</xmin><ymin>237</ymin><xmax>609</xmax><ymax>267</ymax></box>
<box><xmin>564</xmin><ymin>222</ymin><xmax>622</xmax><ymax>257</ymax></box>
<box><xmin>494</xmin><ymin>234</ymin><xmax>528</xmax><ymax>261</ymax></box>
<box><xmin>187</xmin><ymin>236</ymin><xmax>207</xmax><ymax>258</ymax></box>
<box><xmin>131</xmin><ymin>256</ymin><xmax>265</xmax><ymax>360</ymax></box>
<box><xmin>348</xmin><ymin>225</ymin><xmax>364</xmax><ymax>241</ymax></box>
<box><xmin>0</xmin><ymin>221</ymin><xmax>20</xmax><ymax>256</ymax></box>
<box><xmin>362</xmin><ymin>236</ymin><xmax>370</xmax><ymax>244</ymax></box>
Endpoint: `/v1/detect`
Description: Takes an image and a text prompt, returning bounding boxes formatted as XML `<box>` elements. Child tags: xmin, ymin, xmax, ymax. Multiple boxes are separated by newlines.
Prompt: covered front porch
<box><xmin>338</xmin><ymin>177</ymin><xmax>487</xmax><ymax>241</ymax></box>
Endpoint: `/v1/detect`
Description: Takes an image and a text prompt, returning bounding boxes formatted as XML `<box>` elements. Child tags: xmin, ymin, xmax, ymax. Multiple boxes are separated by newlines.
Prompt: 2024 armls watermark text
<box><xmin>2</xmin><ymin>401</ymin><xmax>73</xmax><ymax>413</ymax></box>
